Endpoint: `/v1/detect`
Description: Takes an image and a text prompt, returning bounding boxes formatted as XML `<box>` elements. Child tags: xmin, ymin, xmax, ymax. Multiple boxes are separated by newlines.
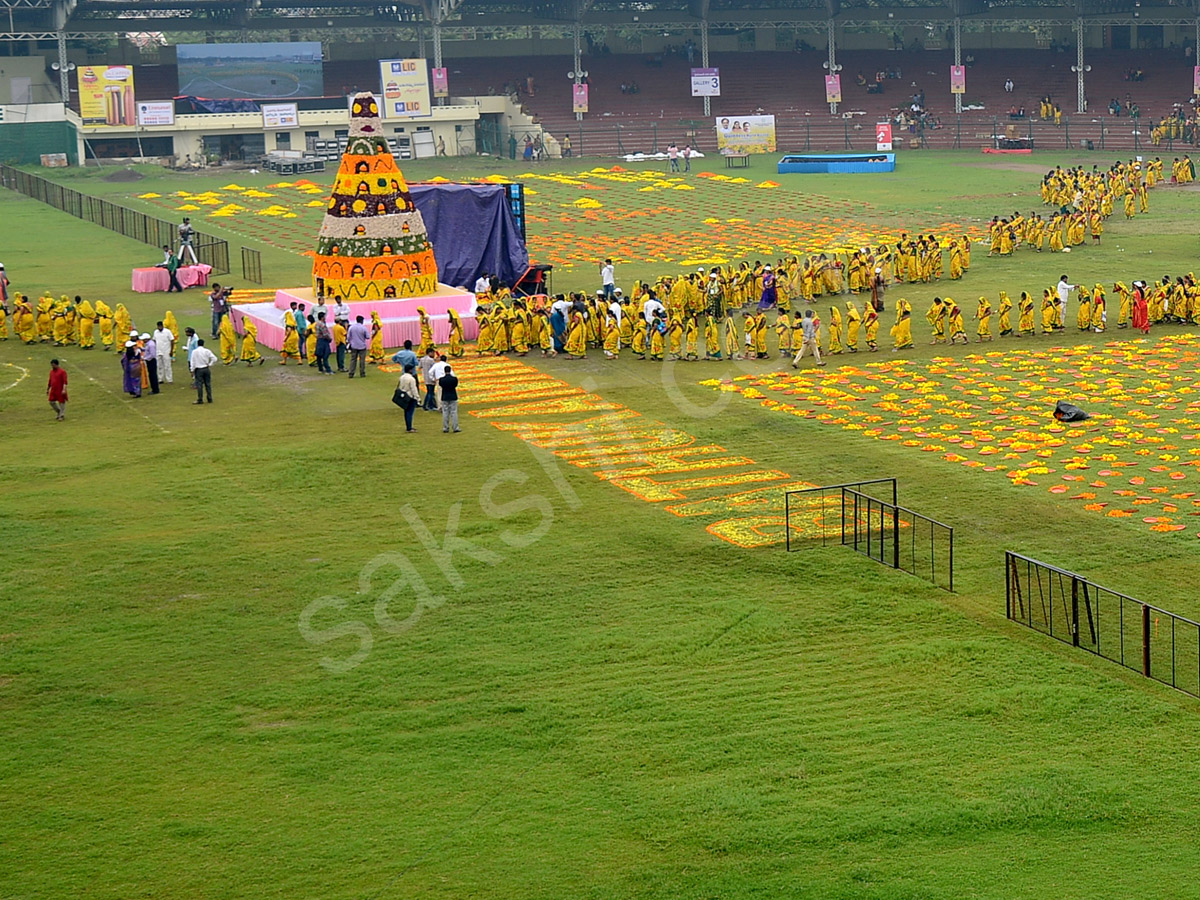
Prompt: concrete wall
<box><xmin>0</xmin><ymin>57</ymin><xmax>61</xmax><ymax>105</ymax></box>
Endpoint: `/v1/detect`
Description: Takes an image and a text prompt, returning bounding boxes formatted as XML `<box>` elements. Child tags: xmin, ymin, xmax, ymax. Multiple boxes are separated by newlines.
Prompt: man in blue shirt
<box><xmin>295</xmin><ymin>302</ymin><xmax>308</xmax><ymax>362</ymax></box>
<box><xmin>184</xmin><ymin>327</ymin><xmax>199</xmax><ymax>388</ymax></box>
<box><xmin>391</xmin><ymin>339</ymin><xmax>418</xmax><ymax>371</ymax></box>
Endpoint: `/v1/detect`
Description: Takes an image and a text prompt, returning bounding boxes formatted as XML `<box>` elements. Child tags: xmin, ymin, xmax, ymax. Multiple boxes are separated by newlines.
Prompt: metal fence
<box><xmin>784</xmin><ymin>478</ymin><xmax>897</xmax><ymax>550</ymax></box>
<box><xmin>546</xmin><ymin>114</ymin><xmax>1199</xmax><ymax>159</ymax></box>
<box><xmin>0</xmin><ymin>164</ymin><xmax>230</xmax><ymax>275</ymax></box>
<box><xmin>1006</xmin><ymin>552</ymin><xmax>1200</xmax><ymax>699</ymax></box>
<box><xmin>241</xmin><ymin>247</ymin><xmax>262</xmax><ymax>284</ymax></box>
<box><xmin>843</xmin><ymin>488</ymin><xmax>954</xmax><ymax>592</ymax></box>
<box><xmin>783</xmin><ymin>479</ymin><xmax>953</xmax><ymax>591</ymax></box>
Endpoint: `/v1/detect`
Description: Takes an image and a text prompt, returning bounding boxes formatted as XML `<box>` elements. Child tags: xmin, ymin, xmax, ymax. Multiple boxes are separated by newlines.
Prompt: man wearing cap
<box><xmin>141</xmin><ymin>332</ymin><xmax>160</xmax><ymax>394</ymax></box>
<box><xmin>189</xmin><ymin>339</ymin><xmax>218</xmax><ymax>403</ymax></box>
<box><xmin>184</xmin><ymin>327</ymin><xmax>199</xmax><ymax>388</ymax></box>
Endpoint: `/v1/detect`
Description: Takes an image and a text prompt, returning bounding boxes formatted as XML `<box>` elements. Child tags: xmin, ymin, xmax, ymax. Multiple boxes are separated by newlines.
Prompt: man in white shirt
<box><xmin>189</xmin><ymin>339</ymin><xmax>218</xmax><ymax>403</ymax></box>
<box><xmin>332</xmin><ymin>299</ymin><xmax>351</xmax><ymax>326</ymax></box>
<box><xmin>1056</xmin><ymin>275</ymin><xmax>1075</xmax><ymax>322</ymax></box>
<box><xmin>599</xmin><ymin>258</ymin><xmax>615</xmax><ymax>299</ymax></box>
<box><xmin>608</xmin><ymin>289</ymin><xmax>623</xmax><ymax>327</ymax></box>
<box><xmin>152</xmin><ymin>321</ymin><xmax>175</xmax><ymax>384</ymax></box>
<box><xmin>473</xmin><ymin>273</ymin><xmax>491</xmax><ymax>295</ymax></box>
<box><xmin>642</xmin><ymin>291</ymin><xmax>665</xmax><ymax>345</ymax></box>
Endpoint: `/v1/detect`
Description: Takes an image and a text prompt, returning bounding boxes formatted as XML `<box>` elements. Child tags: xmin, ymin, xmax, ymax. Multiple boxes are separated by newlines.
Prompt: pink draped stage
<box><xmin>230</xmin><ymin>286</ymin><xmax>478</xmax><ymax>352</ymax></box>
<box><xmin>131</xmin><ymin>264</ymin><xmax>213</xmax><ymax>293</ymax></box>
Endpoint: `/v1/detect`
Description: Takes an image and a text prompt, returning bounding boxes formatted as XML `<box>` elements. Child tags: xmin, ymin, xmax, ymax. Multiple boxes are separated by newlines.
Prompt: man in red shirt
<box><xmin>47</xmin><ymin>358</ymin><xmax>67</xmax><ymax>421</ymax></box>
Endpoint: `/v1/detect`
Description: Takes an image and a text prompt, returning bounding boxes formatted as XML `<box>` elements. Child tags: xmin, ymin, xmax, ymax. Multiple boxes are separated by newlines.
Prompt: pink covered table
<box><xmin>131</xmin><ymin>264</ymin><xmax>213</xmax><ymax>293</ymax></box>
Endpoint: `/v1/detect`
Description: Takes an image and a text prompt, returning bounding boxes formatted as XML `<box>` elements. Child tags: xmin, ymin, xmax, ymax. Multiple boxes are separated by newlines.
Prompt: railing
<box><xmin>784</xmin><ymin>478</ymin><xmax>897</xmax><ymax>550</ymax></box>
<box><xmin>241</xmin><ymin>246</ymin><xmax>262</xmax><ymax>284</ymax></box>
<box><xmin>1006</xmin><ymin>552</ymin><xmax>1200</xmax><ymax>699</ymax></box>
<box><xmin>0</xmin><ymin>163</ymin><xmax>230</xmax><ymax>275</ymax></box>
<box><xmin>843</xmin><ymin>489</ymin><xmax>954</xmax><ymax>592</ymax></box>
<box><xmin>537</xmin><ymin>113</ymin><xmax>1198</xmax><ymax>158</ymax></box>
<box><xmin>783</xmin><ymin>479</ymin><xmax>953</xmax><ymax>591</ymax></box>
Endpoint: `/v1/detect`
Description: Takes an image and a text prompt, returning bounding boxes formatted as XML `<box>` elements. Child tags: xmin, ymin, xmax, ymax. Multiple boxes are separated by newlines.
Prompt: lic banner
<box><xmin>824</xmin><ymin>74</ymin><xmax>842</xmax><ymax>104</ymax></box>
<box><xmin>950</xmin><ymin>65</ymin><xmax>966</xmax><ymax>95</ymax></box>
<box><xmin>378</xmin><ymin>59</ymin><xmax>432</xmax><ymax>119</ymax></box>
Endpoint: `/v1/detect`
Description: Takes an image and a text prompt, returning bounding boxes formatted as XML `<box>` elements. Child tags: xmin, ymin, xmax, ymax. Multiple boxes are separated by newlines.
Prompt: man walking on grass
<box><xmin>346</xmin><ymin>315</ymin><xmax>370</xmax><ymax>378</ymax></box>
<box><xmin>190</xmin><ymin>339</ymin><xmax>218</xmax><ymax>403</ymax></box>
<box><xmin>47</xmin><ymin>359</ymin><xmax>67</xmax><ymax>420</ymax></box>
<box><xmin>439</xmin><ymin>364</ymin><xmax>461</xmax><ymax>433</ymax></box>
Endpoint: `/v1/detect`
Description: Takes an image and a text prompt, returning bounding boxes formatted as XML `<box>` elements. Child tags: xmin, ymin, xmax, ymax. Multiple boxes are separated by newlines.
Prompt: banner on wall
<box><xmin>572</xmin><ymin>83</ymin><xmax>589</xmax><ymax>114</ymax></box>
<box><xmin>1194</xmin><ymin>66</ymin><xmax>1200</xmax><ymax>96</ymax></box>
<box><xmin>875</xmin><ymin>122</ymin><xmax>893</xmax><ymax>151</ymax></box>
<box><xmin>431</xmin><ymin>67</ymin><xmax>449</xmax><ymax>98</ymax></box>
<box><xmin>715</xmin><ymin>115</ymin><xmax>776</xmax><ymax>154</ymax></box>
<box><xmin>824</xmin><ymin>74</ymin><xmax>842</xmax><ymax>104</ymax></box>
<box><xmin>950</xmin><ymin>65</ymin><xmax>966</xmax><ymax>95</ymax></box>
<box><xmin>690</xmin><ymin>68</ymin><xmax>721</xmax><ymax>97</ymax></box>
<box><xmin>378</xmin><ymin>59</ymin><xmax>432</xmax><ymax>119</ymax></box>
<box><xmin>136</xmin><ymin>100</ymin><xmax>175</xmax><ymax>126</ymax></box>
<box><xmin>78</xmin><ymin>65</ymin><xmax>136</xmax><ymax>127</ymax></box>
<box><xmin>261</xmin><ymin>102</ymin><xmax>298</xmax><ymax>129</ymax></box>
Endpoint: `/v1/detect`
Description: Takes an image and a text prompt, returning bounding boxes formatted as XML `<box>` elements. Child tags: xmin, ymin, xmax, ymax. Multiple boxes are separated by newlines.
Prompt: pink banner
<box><xmin>824</xmin><ymin>74</ymin><xmax>842</xmax><ymax>104</ymax></box>
<box><xmin>950</xmin><ymin>65</ymin><xmax>966</xmax><ymax>95</ymax></box>
<box><xmin>431</xmin><ymin>67</ymin><xmax>449</xmax><ymax>98</ymax></box>
<box><xmin>1194</xmin><ymin>66</ymin><xmax>1200</xmax><ymax>96</ymax></box>
<box><xmin>572</xmin><ymin>83</ymin><xmax>588</xmax><ymax>114</ymax></box>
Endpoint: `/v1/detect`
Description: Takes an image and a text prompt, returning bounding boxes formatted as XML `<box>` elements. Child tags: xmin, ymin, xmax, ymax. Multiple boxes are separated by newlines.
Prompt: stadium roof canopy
<box><xmin>3</xmin><ymin>0</ymin><xmax>1198</xmax><ymax>41</ymax></box>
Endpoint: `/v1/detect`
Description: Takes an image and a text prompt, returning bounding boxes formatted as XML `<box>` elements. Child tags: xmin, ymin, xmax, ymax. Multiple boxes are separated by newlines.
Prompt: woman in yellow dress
<box><xmin>949</xmin><ymin>242</ymin><xmax>964</xmax><ymax>280</ymax></box>
<box><xmin>827</xmin><ymin>304</ymin><xmax>843</xmax><ymax>354</ymax></box>
<box><xmin>891</xmin><ymin>300</ymin><xmax>913</xmax><ymax>350</ymax></box>
<box><xmin>76</xmin><ymin>298</ymin><xmax>96</xmax><ymax>348</ymax></box>
<box><xmin>1017</xmin><ymin>291</ymin><xmax>1035</xmax><ymax>336</ymax></box>
<box><xmin>219</xmin><ymin>314</ymin><xmax>238</xmax><ymax>364</ymax></box>
<box><xmin>631</xmin><ymin>314</ymin><xmax>647</xmax><ymax>359</ymax></box>
<box><xmin>775</xmin><ymin>309</ymin><xmax>792</xmax><ymax>358</ymax></box>
<box><xmin>368</xmin><ymin>311</ymin><xmax>385</xmax><ymax>364</ymax></box>
<box><xmin>15</xmin><ymin>294</ymin><xmax>36</xmax><ymax>344</ymax></box>
<box><xmin>1048</xmin><ymin>217</ymin><xmax>1064</xmax><ymax>252</ymax></box>
<box><xmin>704</xmin><ymin>314</ymin><xmax>721</xmax><ymax>360</ymax></box>
<box><xmin>416</xmin><ymin>307</ymin><xmax>434</xmax><ymax>355</ymax></box>
<box><xmin>946</xmin><ymin>299</ymin><xmax>967</xmax><ymax>344</ymax></box>
<box><xmin>113</xmin><ymin>303</ymin><xmax>132</xmax><ymax>345</ymax></box>
<box><xmin>1113</xmin><ymin>281</ymin><xmax>1130</xmax><ymax>328</ymax></box>
<box><xmin>723</xmin><ymin>310</ymin><xmax>738</xmax><ymax>360</ymax></box>
<box><xmin>565</xmin><ymin>308</ymin><xmax>587</xmax><ymax>358</ymax></box>
<box><xmin>975</xmin><ymin>296</ymin><xmax>993</xmax><ymax>342</ymax></box>
<box><xmin>844</xmin><ymin>300</ymin><xmax>861</xmax><ymax>352</ymax></box>
<box><xmin>1091</xmin><ymin>286</ymin><xmax>1106</xmax><ymax>332</ymax></box>
<box><xmin>926</xmin><ymin>298</ymin><xmax>946</xmax><ymax>345</ymax></box>
<box><xmin>447</xmin><ymin>308</ymin><xmax>464</xmax><ymax>357</ymax></box>
<box><xmin>1074</xmin><ymin>288</ymin><xmax>1091</xmax><ymax>331</ymax></box>
<box><xmin>240</xmin><ymin>319</ymin><xmax>264</xmax><ymax>365</ymax></box>
<box><xmin>862</xmin><ymin>302</ymin><xmax>880</xmax><ymax>351</ymax></box>
<box><xmin>52</xmin><ymin>297</ymin><xmax>71</xmax><ymax>346</ymax></box>
<box><xmin>475</xmin><ymin>309</ymin><xmax>492</xmax><ymax>355</ymax></box>
<box><xmin>538</xmin><ymin>310</ymin><xmax>556</xmax><ymax>357</ymax></box>
<box><xmin>991</xmin><ymin>291</ymin><xmax>1008</xmax><ymax>337</ymax></box>
<box><xmin>510</xmin><ymin>303</ymin><xmax>529</xmax><ymax>355</ymax></box>
<box><xmin>682</xmin><ymin>315</ymin><xmax>699</xmax><ymax>361</ymax></box>
<box><xmin>95</xmin><ymin>300</ymin><xmax>114</xmax><ymax>350</ymax></box>
<box><xmin>280</xmin><ymin>308</ymin><xmax>302</xmax><ymax>364</ymax></box>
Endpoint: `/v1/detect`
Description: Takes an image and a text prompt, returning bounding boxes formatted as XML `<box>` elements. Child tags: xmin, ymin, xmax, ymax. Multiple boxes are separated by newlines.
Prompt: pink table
<box><xmin>131</xmin><ymin>264</ymin><xmax>213</xmax><ymax>293</ymax></box>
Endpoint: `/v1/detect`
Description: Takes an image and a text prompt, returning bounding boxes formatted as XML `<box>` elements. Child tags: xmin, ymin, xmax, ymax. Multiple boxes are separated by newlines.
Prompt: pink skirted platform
<box><xmin>230</xmin><ymin>286</ymin><xmax>478</xmax><ymax>351</ymax></box>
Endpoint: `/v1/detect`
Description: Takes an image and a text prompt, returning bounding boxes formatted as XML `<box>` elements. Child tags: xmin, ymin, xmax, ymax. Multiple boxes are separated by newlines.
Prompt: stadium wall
<box><xmin>0</xmin><ymin>118</ymin><xmax>80</xmax><ymax>166</ymax></box>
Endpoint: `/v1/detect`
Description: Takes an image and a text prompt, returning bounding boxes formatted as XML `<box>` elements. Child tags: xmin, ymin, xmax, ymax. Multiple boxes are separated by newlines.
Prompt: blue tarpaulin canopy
<box><xmin>410</xmin><ymin>183</ymin><xmax>529</xmax><ymax>289</ymax></box>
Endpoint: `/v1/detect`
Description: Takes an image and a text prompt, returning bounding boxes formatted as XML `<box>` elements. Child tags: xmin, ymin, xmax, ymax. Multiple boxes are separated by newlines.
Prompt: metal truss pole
<box><xmin>701</xmin><ymin>16</ymin><xmax>710</xmax><ymax>117</ymax></box>
<box><xmin>827</xmin><ymin>18</ymin><xmax>837</xmax><ymax>115</ymax></box>
<box><xmin>1075</xmin><ymin>17</ymin><xmax>1086</xmax><ymax>114</ymax></box>
<box><xmin>953</xmin><ymin>16</ymin><xmax>962</xmax><ymax>115</ymax></box>
<box><xmin>56</xmin><ymin>30</ymin><xmax>68</xmax><ymax>105</ymax></box>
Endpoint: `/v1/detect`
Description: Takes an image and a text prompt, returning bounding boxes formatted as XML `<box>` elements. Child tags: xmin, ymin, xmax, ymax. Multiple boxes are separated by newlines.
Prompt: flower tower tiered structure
<box><xmin>312</xmin><ymin>92</ymin><xmax>439</xmax><ymax>301</ymax></box>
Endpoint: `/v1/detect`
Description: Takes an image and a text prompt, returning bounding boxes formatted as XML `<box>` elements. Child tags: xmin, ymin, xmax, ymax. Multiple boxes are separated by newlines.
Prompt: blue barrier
<box><xmin>777</xmin><ymin>153</ymin><xmax>896</xmax><ymax>174</ymax></box>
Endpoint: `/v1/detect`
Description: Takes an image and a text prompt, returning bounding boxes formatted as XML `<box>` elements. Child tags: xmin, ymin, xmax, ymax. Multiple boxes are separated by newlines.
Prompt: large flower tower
<box><xmin>312</xmin><ymin>92</ymin><xmax>439</xmax><ymax>301</ymax></box>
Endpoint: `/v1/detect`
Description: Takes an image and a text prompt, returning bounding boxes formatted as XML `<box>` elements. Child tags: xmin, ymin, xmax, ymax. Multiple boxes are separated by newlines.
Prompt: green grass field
<box><xmin>4</xmin><ymin>152</ymin><xmax>1200</xmax><ymax>899</ymax></box>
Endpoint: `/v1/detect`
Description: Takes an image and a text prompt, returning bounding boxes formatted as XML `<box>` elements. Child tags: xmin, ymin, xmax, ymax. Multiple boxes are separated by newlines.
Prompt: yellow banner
<box><xmin>78</xmin><ymin>65</ymin><xmax>136</xmax><ymax>127</ymax></box>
